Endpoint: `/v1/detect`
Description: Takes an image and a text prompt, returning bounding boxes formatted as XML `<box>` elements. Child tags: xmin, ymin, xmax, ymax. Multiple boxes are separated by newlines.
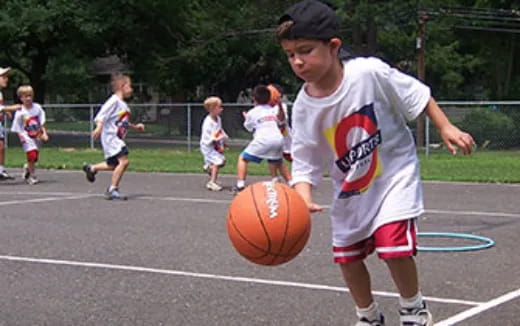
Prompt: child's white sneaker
<box><xmin>22</xmin><ymin>164</ymin><xmax>30</xmax><ymax>181</ymax></box>
<box><xmin>355</xmin><ymin>313</ymin><xmax>385</xmax><ymax>326</ymax></box>
<box><xmin>26</xmin><ymin>176</ymin><xmax>39</xmax><ymax>185</ymax></box>
<box><xmin>206</xmin><ymin>181</ymin><xmax>222</xmax><ymax>191</ymax></box>
<box><xmin>399</xmin><ymin>303</ymin><xmax>433</xmax><ymax>326</ymax></box>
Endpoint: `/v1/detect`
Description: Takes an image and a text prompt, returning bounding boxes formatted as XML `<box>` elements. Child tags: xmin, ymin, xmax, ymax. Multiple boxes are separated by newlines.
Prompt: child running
<box><xmin>267</xmin><ymin>83</ymin><xmax>292</xmax><ymax>184</ymax></box>
<box><xmin>200</xmin><ymin>96</ymin><xmax>228</xmax><ymax>191</ymax></box>
<box><xmin>232</xmin><ymin>84</ymin><xmax>286</xmax><ymax>193</ymax></box>
<box><xmin>0</xmin><ymin>67</ymin><xmax>21</xmax><ymax>180</ymax></box>
<box><xmin>11</xmin><ymin>85</ymin><xmax>49</xmax><ymax>185</ymax></box>
<box><xmin>276</xmin><ymin>1</ymin><xmax>475</xmax><ymax>325</ymax></box>
<box><xmin>82</xmin><ymin>74</ymin><xmax>144</xmax><ymax>200</ymax></box>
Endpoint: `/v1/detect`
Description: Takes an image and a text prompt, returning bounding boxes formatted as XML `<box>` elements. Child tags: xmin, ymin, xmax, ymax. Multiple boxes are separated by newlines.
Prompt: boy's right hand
<box><xmin>92</xmin><ymin>127</ymin><xmax>102</xmax><ymax>140</ymax></box>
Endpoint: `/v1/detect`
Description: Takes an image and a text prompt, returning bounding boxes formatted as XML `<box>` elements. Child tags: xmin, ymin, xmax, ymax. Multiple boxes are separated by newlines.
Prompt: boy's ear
<box><xmin>330</xmin><ymin>37</ymin><xmax>342</xmax><ymax>54</ymax></box>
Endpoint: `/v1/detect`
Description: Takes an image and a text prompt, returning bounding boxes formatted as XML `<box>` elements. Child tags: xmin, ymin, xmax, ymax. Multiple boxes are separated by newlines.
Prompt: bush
<box><xmin>459</xmin><ymin>108</ymin><xmax>517</xmax><ymax>149</ymax></box>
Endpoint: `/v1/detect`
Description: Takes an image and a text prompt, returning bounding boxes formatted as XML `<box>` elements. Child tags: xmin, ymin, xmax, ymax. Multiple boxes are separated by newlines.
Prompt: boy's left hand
<box><xmin>440</xmin><ymin>125</ymin><xmax>475</xmax><ymax>155</ymax></box>
<box><xmin>40</xmin><ymin>133</ymin><xmax>49</xmax><ymax>142</ymax></box>
<box><xmin>134</xmin><ymin>123</ymin><xmax>145</xmax><ymax>131</ymax></box>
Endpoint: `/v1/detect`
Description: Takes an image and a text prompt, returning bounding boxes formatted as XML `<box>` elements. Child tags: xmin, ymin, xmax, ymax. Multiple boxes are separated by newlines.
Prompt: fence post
<box><xmin>89</xmin><ymin>104</ymin><xmax>94</xmax><ymax>149</ymax></box>
<box><xmin>187</xmin><ymin>104</ymin><xmax>192</xmax><ymax>152</ymax></box>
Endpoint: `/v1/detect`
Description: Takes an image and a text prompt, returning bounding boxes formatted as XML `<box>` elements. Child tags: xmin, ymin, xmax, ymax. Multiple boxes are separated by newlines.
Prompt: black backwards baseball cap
<box><xmin>278</xmin><ymin>0</ymin><xmax>341</xmax><ymax>40</ymax></box>
<box><xmin>278</xmin><ymin>0</ymin><xmax>354</xmax><ymax>60</ymax></box>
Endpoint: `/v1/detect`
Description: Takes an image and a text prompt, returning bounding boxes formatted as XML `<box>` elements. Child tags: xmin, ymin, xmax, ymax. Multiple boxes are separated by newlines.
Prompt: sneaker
<box><xmin>26</xmin><ymin>176</ymin><xmax>40</xmax><ymax>185</ymax></box>
<box><xmin>0</xmin><ymin>170</ymin><xmax>14</xmax><ymax>180</ymax></box>
<box><xmin>104</xmin><ymin>188</ymin><xmax>128</xmax><ymax>200</ymax></box>
<box><xmin>271</xmin><ymin>176</ymin><xmax>280</xmax><ymax>183</ymax></box>
<box><xmin>355</xmin><ymin>314</ymin><xmax>385</xmax><ymax>326</ymax></box>
<box><xmin>82</xmin><ymin>163</ymin><xmax>96</xmax><ymax>183</ymax></box>
<box><xmin>22</xmin><ymin>164</ymin><xmax>30</xmax><ymax>181</ymax></box>
<box><xmin>203</xmin><ymin>164</ymin><xmax>212</xmax><ymax>176</ymax></box>
<box><xmin>231</xmin><ymin>185</ymin><xmax>245</xmax><ymax>195</ymax></box>
<box><xmin>399</xmin><ymin>303</ymin><xmax>433</xmax><ymax>326</ymax></box>
<box><xmin>206</xmin><ymin>181</ymin><xmax>223</xmax><ymax>191</ymax></box>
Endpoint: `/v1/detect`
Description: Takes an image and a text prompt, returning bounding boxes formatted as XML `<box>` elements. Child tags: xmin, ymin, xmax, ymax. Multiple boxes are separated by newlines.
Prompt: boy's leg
<box><xmin>236</xmin><ymin>155</ymin><xmax>248</xmax><ymax>188</ymax></box>
<box><xmin>385</xmin><ymin>257</ymin><xmax>419</xmax><ymax>298</ymax></box>
<box><xmin>91</xmin><ymin>162</ymin><xmax>115</xmax><ymax>172</ymax></box>
<box><xmin>278</xmin><ymin>162</ymin><xmax>292</xmax><ymax>183</ymax></box>
<box><xmin>339</xmin><ymin>261</ymin><xmax>374</xmax><ymax>308</ymax></box>
<box><xmin>210</xmin><ymin>164</ymin><xmax>219</xmax><ymax>183</ymax></box>
<box><xmin>0</xmin><ymin>139</ymin><xmax>10</xmax><ymax>179</ymax></box>
<box><xmin>110</xmin><ymin>155</ymin><xmax>129</xmax><ymax>188</ymax></box>
<box><xmin>268</xmin><ymin>162</ymin><xmax>278</xmax><ymax>179</ymax></box>
<box><xmin>376</xmin><ymin>219</ymin><xmax>433</xmax><ymax>325</ymax></box>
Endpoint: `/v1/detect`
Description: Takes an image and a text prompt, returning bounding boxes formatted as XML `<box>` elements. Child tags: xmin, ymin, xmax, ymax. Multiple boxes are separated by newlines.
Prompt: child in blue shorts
<box><xmin>232</xmin><ymin>84</ymin><xmax>285</xmax><ymax>193</ymax></box>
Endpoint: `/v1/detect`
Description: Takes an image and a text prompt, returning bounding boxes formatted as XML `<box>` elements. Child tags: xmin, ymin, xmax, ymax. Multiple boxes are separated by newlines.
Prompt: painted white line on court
<box><xmin>140</xmin><ymin>196</ymin><xmax>230</xmax><ymax>204</ymax></box>
<box><xmin>426</xmin><ymin>209</ymin><xmax>520</xmax><ymax>219</ymax></box>
<box><xmin>0</xmin><ymin>194</ymin><xmax>95</xmax><ymax>206</ymax></box>
<box><xmin>0</xmin><ymin>254</ymin><xmax>481</xmax><ymax>306</ymax></box>
<box><xmin>434</xmin><ymin>287</ymin><xmax>520</xmax><ymax>326</ymax></box>
<box><xmin>0</xmin><ymin>191</ymin><xmax>90</xmax><ymax>196</ymax></box>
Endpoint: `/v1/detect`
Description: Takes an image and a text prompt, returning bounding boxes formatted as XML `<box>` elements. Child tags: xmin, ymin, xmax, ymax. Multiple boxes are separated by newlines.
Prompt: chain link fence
<box><xmin>3</xmin><ymin>101</ymin><xmax>520</xmax><ymax>154</ymax></box>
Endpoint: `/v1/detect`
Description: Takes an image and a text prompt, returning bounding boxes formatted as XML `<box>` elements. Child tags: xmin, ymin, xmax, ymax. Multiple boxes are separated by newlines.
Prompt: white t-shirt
<box><xmin>0</xmin><ymin>91</ymin><xmax>5</xmax><ymax>137</ymax></box>
<box><xmin>277</xmin><ymin>102</ymin><xmax>292</xmax><ymax>153</ymax></box>
<box><xmin>243</xmin><ymin>104</ymin><xmax>284</xmax><ymax>160</ymax></box>
<box><xmin>200</xmin><ymin>114</ymin><xmax>227</xmax><ymax>165</ymax></box>
<box><xmin>11</xmin><ymin>103</ymin><xmax>46</xmax><ymax>152</ymax></box>
<box><xmin>291</xmin><ymin>57</ymin><xmax>431</xmax><ymax>247</ymax></box>
<box><xmin>95</xmin><ymin>94</ymin><xmax>130</xmax><ymax>158</ymax></box>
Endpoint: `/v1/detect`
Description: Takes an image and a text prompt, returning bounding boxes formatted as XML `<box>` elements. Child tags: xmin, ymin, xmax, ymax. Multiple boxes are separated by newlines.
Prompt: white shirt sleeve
<box><xmin>243</xmin><ymin>109</ymin><xmax>255</xmax><ymax>132</ymax></box>
<box><xmin>371</xmin><ymin>58</ymin><xmax>431</xmax><ymax>121</ymax></box>
<box><xmin>37</xmin><ymin>104</ymin><xmax>46</xmax><ymax>125</ymax></box>
<box><xmin>94</xmin><ymin>95</ymin><xmax>117</xmax><ymax>124</ymax></box>
<box><xmin>10</xmin><ymin>111</ymin><xmax>23</xmax><ymax>133</ymax></box>
<box><xmin>200</xmin><ymin>117</ymin><xmax>214</xmax><ymax>146</ymax></box>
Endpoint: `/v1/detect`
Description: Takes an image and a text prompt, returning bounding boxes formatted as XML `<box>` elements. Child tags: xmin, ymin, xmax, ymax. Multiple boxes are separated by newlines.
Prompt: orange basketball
<box><xmin>227</xmin><ymin>181</ymin><xmax>311</xmax><ymax>266</ymax></box>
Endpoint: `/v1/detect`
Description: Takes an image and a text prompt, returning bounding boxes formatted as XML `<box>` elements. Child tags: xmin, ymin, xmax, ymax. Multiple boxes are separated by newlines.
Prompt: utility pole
<box><xmin>416</xmin><ymin>11</ymin><xmax>428</xmax><ymax>148</ymax></box>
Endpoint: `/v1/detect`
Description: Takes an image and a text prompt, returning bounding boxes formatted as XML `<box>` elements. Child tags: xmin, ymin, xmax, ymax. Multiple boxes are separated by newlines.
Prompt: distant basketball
<box><xmin>227</xmin><ymin>181</ymin><xmax>311</xmax><ymax>266</ymax></box>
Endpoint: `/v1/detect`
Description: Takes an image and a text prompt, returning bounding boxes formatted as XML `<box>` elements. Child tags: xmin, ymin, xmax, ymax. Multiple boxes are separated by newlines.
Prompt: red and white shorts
<box><xmin>333</xmin><ymin>219</ymin><xmax>417</xmax><ymax>264</ymax></box>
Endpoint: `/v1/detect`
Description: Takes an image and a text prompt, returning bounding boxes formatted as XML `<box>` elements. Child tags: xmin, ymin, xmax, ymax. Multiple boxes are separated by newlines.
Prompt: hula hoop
<box><xmin>417</xmin><ymin>232</ymin><xmax>494</xmax><ymax>252</ymax></box>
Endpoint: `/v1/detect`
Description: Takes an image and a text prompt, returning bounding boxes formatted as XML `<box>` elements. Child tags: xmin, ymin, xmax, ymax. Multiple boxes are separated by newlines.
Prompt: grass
<box><xmin>4</xmin><ymin>147</ymin><xmax>520</xmax><ymax>183</ymax></box>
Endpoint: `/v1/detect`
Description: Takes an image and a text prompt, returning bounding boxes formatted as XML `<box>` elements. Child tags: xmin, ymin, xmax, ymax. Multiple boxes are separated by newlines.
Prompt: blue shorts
<box><xmin>241</xmin><ymin>151</ymin><xmax>282</xmax><ymax>164</ymax></box>
<box><xmin>106</xmin><ymin>146</ymin><xmax>129</xmax><ymax>166</ymax></box>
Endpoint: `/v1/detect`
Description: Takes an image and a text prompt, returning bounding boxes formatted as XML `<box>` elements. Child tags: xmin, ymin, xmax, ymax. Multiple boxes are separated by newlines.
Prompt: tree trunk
<box><xmin>30</xmin><ymin>51</ymin><xmax>49</xmax><ymax>103</ymax></box>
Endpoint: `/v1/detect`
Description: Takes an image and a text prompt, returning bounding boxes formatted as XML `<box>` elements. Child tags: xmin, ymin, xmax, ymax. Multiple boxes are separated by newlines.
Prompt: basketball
<box><xmin>227</xmin><ymin>181</ymin><xmax>311</xmax><ymax>266</ymax></box>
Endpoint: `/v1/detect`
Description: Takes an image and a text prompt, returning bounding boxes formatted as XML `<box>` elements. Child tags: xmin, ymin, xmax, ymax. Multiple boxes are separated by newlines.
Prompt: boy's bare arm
<box><xmin>129</xmin><ymin>122</ymin><xmax>145</xmax><ymax>131</ymax></box>
<box><xmin>1</xmin><ymin>104</ymin><xmax>21</xmax><ymax>112</ymax></box>
<box><xmin>92</xmin><ymin>120</ymin><xmax>103</xmax><ymax>140</ymax></box>
<box><xmin>424</xmin><ymin>97</ymin><xmax>475</xmax><ymax>155</ymax></box>
<box><xmin>294</xmin><ymin>182</ymin><xmax>323</xmax><ymax>213</ymax></box>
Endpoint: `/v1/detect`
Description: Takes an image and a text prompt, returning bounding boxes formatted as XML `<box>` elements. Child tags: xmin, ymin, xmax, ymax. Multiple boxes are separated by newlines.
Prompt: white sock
<box><xmin>108</xmin><ymin>185</ymin><xmax>117</xmax><ymax>192</ymax></box>
<box><xmin>356</xmin><ymin>301</ymin><xmax>381</xmax><ymax>321</ymax></box>
<box><xmin>400</xmin><ymin>291</ymin><xmax>424</xmax><ymax>309</ymax></box>
<box><xmin>237</xmin><ymin>180</ymin><xmax>245</xmax><ymax>188</ymax></box>
<box><xmin>0</xmin><ymin>165</ymin><xmax>4</xmax><ymax>172</ymax></box>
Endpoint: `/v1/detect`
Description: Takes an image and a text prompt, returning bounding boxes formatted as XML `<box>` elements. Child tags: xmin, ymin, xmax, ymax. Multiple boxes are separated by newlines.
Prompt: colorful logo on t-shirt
<box><xmin>324</xmin><ymin>103</ymin><xmax>383</xmax><ymax>198</ymax></box>
<box><xmin>115</xmin><ymin>110</ymin><xmax>130</xmax><ymax>139</ymax></box>
<box><xmin>24</xmin><ymin>116</ymin><xmax>42</xmax><ymax>138</ymax></box>
<box><xmin>213</xmin><ymin>129</ymin><xmax>225</xmax><ymax>153</ymax></box>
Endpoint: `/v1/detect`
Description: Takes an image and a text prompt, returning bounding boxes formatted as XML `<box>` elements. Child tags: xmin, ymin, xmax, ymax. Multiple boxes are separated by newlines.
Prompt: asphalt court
<box><xmin>0</xmin><ymin>170</ymin><xmax>519</xmax><ymax>325</ymax></box>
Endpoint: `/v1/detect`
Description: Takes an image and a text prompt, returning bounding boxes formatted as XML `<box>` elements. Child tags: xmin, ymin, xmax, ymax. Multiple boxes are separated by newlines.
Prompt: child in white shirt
<box><xmin>11</xmin><ymin>85</ymin><xmax>48</xmax><ymax>185</ymax></box>
<box><xmin>0</xmin><ymin>66</ymin><xmax>21</xmax><ymax>180</ymax></box>
<box><xmin>200</xmin><ymin>96</ymin><xmax>228</xmax><ymax>191</ymax></box>
<box><xmin>276</xmin><ymin>1</ymin><xmax>475</xmax><ymax>325</ymax></box>
<box><xmin>232</xmin><ymin>84</ymin><xmax>284</xmax><ymax>193</ymax></box>
<box><xmin>82</xmin><ymin>74</ymin><xmax>144</xmax><ymax>200</ymax></box>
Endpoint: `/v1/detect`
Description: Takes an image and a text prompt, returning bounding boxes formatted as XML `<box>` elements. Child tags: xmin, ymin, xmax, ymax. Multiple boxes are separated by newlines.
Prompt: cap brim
<box><xmin>0</xmin><ymin>67</ymin><xmax>11</xmax><ymax>76</ymax></box>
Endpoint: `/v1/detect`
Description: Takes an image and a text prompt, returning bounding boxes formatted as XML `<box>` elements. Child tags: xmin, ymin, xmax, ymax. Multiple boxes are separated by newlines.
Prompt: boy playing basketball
<box><xmin>0</xmin><ymin>67</ymin><xmax>21</xmax><ymax>180</ymax></box>
<box><xmin>11</xmin><ymin>85</ymin><xmax>49</xmax><ymax>185</ymax></box>
<box><xmin>200</xmin><ymin>96</ymin><xmax>228</xmax><ymax>191</ymax></box>
<box><xmin>82</xmin><ymin>74</ymin><xmax>144</xmax><ymax>200</ymax></box>
<box><xmin>232</xmin><ymin>85</ymin><xmax>286</xmax><ymax>193</ymax></box>
<box><xmin>276</xmin><ymin>1</ymin><xmax>475</xmax><ymax>325</ymax></box>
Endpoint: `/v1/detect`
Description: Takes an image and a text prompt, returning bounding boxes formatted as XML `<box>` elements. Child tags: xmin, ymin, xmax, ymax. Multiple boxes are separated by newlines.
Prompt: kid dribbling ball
<box><xmin>227</xmin><ymin>181</ymin><xmax>311</xmax><ymax>266</ymax></box>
